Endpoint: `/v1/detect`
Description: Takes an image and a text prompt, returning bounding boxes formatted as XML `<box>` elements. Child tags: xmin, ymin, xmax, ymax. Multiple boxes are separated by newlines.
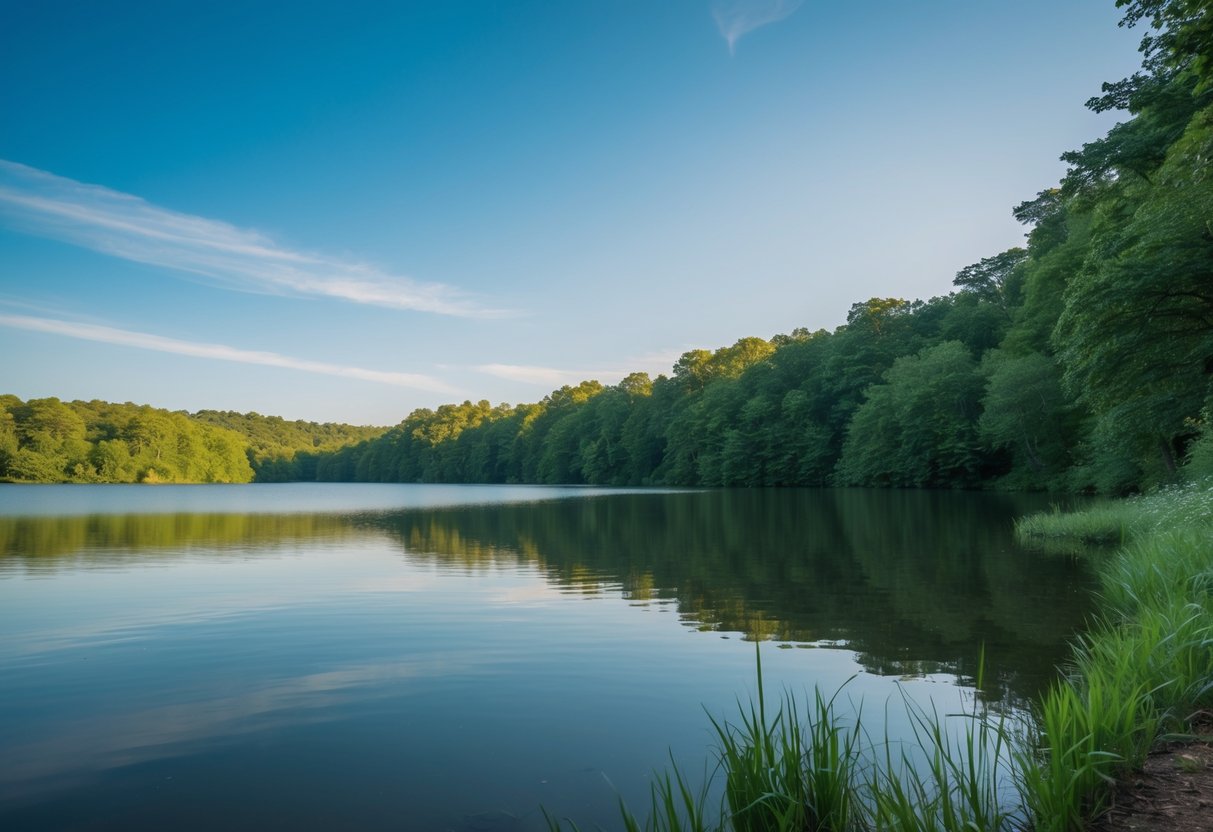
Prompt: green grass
<box><xmin>707</xmin><ymin>653</ymin><xmax>861</xmax><ymax>832</ymax></box>
<box><xmin>867</xmin><ymin>694</ymin><xmax>1017</xmax><ymax>831</ymax></box>
<box><xmin>1018</xmin><ymin>658</ymin><xmax>1159</xmax><ymax>831</ymax></box>
<box><xmin>1015</xmin><ymin>476</ymin><xmax>1213</xmax><ymax>550</ymax></box>
<box><xmin>1015</xmin><ymin>480</ymin><xmax>1213</xmax><ymax>828</ymax></box>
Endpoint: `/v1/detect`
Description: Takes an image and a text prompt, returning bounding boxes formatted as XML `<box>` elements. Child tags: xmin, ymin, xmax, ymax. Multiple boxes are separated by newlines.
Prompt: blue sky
<box><xmin>0</xmin><ymin>0</ymin><xmax>1143</xmax><ymax>424</ymax></box>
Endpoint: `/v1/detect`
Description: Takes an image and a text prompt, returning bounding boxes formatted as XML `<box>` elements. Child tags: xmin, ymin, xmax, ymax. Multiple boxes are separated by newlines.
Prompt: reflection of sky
<box><xmin>0</xmin><ymin>482</ymin><xmax>685</xmax><ymax>517</ymax></box>
<box><xmin>0</xmin><ymin>487</ymin><xmax>1025</xmax><ymax>829</ymax></box>
<box><xmin>1</xmin><ymin>542</ymin><xmax>593</xmax><ymax>809</ymax></box>
<box><xmin>0</xmin><ymin>656</ymin><xmax>473</xmax><ymax>802</ymax></box>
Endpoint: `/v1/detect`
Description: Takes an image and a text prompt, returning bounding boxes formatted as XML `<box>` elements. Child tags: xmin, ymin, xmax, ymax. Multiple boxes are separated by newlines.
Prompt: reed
<box><xmin>549</xmin><ymin>647</ymin><xmax>1018</xmax><ymax>832</ymax></box>
<box><xmin>867</xmin><ymin>653</ymin><xmax>1018</xmax><ymax>832</ymax></box>
<box><xmin>708</xmin><ymin>660</ymin><xmax>862</xmax><ymax>832</ymax></box>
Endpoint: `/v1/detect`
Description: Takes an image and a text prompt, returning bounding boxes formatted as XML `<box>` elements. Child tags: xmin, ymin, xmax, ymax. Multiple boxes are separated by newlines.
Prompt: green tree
<box><xmin>979</xmin><ymin>351</ymin><xmax>1076</xmax><ymax>489</ymax></box>
<box><xmin>953</xmin><ymin>248</ymin><xmax>1027</xmax><ymax>316</ymax></box>
<box><xmin>1054</xmin><ymin>108</ymin><xmax>1213</xmax><ymax>476</ymax></box>
<box><xmin>91</xmin><ymin>438</ymin><xmax>136</xmax><ymax>481</ymax></box>
<box><xmin>837</xmin><ymin>342</ymin><xmax>985</xmax><ymax>488</ymax></box>
<box><xmin>0</xmin><ymin>397</ymin><xmax>18</xmax><ymax>479</ymax></box>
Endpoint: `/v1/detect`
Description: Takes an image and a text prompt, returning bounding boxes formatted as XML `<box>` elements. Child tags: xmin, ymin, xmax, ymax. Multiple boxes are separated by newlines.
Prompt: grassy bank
<box><xmin>546</xmin><ymin>480</ymin><xmax>1213</xmax><ymax>831</ymax></box>
<box><xmin>1016</xmin><ymin>478</ymin><xmax>1213</xmax><ymax>547</ymax></box>
<box><xmin>1016</xmin><ymin>479</ymin><xmax>1213</xmax><ymax>829</ymax></box>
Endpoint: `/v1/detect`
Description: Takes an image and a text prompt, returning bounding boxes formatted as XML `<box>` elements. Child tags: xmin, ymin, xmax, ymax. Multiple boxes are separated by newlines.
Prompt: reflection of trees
<box><xmin>1</xmin><ymin>490</ymin><xmax>1096</xmax><ymax>701</ymax></box>
<box><xmin>826</xmin><ymin>489</ymin><xmax>1094</xmax><ymax>699</ymax></box>
<box><xmin>0</xmin><ymin>513</ymin><xmax>350</xmax><ymax>569</ymax></box>
<box><xmin>369</xmin><ymin>490</ymin><xmax>1095</xmax><ymax>701</ymax></box>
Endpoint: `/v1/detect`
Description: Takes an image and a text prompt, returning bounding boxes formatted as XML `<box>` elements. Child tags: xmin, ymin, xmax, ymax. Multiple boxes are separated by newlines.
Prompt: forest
<box><xmin>0</xmin><ymin>397</ymin><xmax>384</xmax><ymax>484</ymax></box>
<box><xmin>3</xmin><ymin>0</ymin><xmax>1211</xmax><ymax>493</ymax></box>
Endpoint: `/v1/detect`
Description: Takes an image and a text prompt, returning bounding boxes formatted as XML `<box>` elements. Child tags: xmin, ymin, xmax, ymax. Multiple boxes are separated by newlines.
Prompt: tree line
<box><xmin>0</xmin><ymin>397</ymin><xmax>384</xmax><ymax>484</ymax></box>
<box><xmin>5</xmin><ymin>1</ymin><xmax>1210</xmax><ymax>493</ymax></box>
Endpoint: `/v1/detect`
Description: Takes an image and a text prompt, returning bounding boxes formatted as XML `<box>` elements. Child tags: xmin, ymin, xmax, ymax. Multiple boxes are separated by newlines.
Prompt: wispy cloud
<box><xmin>711</xmin><ymin>0</ymin><xmax>804</xmax><ymax>54</ymax></box>
<box><xmin>0</xmin><ymin>313</ymin><xmax>459</xmax><ymax>393</ymax></box>
<box><xmin>0</xmin><ymin>160</ymin><xmax>506</xmax><ymax>318</ymax></box>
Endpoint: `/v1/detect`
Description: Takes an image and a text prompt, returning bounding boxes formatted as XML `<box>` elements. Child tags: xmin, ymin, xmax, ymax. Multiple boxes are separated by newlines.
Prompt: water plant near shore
<box><xmin>547</xmin><ymin>649</ymin><xmax>1020</xmax><ymax>831</ymax></box>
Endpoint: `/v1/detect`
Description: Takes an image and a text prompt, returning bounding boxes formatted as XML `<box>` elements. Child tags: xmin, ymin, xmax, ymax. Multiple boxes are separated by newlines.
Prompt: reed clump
<box><xmin>548</xmin><ymin>648</ymin><xmax>1022</xmax><ymax>832</ymax></box>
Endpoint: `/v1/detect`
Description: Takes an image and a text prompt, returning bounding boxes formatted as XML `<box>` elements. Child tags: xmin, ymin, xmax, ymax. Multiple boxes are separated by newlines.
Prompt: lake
<box><xmin>0</xmin><ymin>484</ymin><xmax>1093</xmax><ymax>830</ymax></box>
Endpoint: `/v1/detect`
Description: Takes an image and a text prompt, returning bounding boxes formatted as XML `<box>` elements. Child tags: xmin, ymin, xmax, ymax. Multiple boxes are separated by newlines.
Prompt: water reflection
<box><xmin>1</xmin><ymin>488</ymin><xmax>1094</xmax><ymax>703</ymax></box>
<box><xmin>0</xmin><ymin>486</ymin><xmax>1095</xmax><ymax>830</ymax></box>
<box><xmin>0</xmin><ymin>512</ymin><xmax>351</xmax><ymax>568</ymax></box>
<box><xmin>370</xmin><ymin>489</ymin><xmax>1094</xmax><ymax>700</ymax></box>
<box><xmin>1</xmin><ymin>657</ymin><xmax>461</xmax><ymax>803</ymax></box>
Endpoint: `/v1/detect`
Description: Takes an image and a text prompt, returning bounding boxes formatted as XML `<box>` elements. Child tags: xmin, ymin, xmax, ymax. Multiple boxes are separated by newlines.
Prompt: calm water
<box><xmin>0</xmin><ymin>484</ymin><xmax>1094</xmax><ymax>831</ymax></box>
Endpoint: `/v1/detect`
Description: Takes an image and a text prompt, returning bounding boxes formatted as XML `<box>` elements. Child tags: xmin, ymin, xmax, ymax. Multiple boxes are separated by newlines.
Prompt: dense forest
<box><xmin>0</xmin><ymin>396</ymin><xmax>385</xmax><ymax>484</ymax></box>
<box><xmin>4</xmin><ymin>1</ymin><xmax>1211</xmax><ymax>493</ymax></box>
<box><xmin>188</xmin><ymin>410</ymin><xmax>385</xmax><ymax>481</ymax></box>
<box><xmin>300</xmin><ymin>1</ymin><xmax>1213</xmax><ymax>494</ymax></box>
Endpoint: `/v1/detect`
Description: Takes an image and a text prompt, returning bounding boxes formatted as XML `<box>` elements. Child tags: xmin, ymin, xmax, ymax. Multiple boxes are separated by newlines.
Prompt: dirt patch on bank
<box><xmin>1092</xmin><ymin>718</ymin><xmax>1213</xmax><ymax>832</ymax></box>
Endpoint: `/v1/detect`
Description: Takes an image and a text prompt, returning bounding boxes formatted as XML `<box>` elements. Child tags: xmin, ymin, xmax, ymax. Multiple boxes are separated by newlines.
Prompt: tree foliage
<box><xmin>0</xmin><ymin>398</ymin><xmax>254</xmax><ymax>483</ymax></box>
<box><xmin>0</xmin><ymin>399</ymin><xmax>380</xmax><ymax>484</ymax></box>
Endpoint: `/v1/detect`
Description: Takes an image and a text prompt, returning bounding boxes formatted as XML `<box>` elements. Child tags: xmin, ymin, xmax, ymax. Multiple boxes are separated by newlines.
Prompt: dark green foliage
<box><xmin>836</xmin><ymin>342</ymin><xmax>985</xmax><ymax>488</ymax></box>
<box><xmin>1054</xmin><ymin>107</ymin><xmax>1213</xmax><ymax>479</ymax></box>
<box><xmin>953</xmin><ymin>247</ymin><xmax>1026</xmax><ymax>317</ymax></box>
<box><xmin>979</xmin><ymin>352</ymin><xmax>1077</xmax><ymax>490</ymax></box>
<box><xmin>1117</xmin><ymin>0</ymin><xmax>1213</xmax><ymax>87</ymax></box>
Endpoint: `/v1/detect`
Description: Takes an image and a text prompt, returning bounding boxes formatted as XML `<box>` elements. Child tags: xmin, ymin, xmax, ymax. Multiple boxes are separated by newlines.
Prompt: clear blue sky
<box><xmin>0</xmin><ymin>0</ymin><xmax>1143</xmax><ymax>424</ymax></box>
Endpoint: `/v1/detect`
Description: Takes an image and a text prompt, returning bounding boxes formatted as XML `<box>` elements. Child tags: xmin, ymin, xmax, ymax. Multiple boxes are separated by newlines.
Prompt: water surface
<box><xmin>0</xmin><ymin>484</ymin><xmax>1094</xmax><ymax>830</ymax></box>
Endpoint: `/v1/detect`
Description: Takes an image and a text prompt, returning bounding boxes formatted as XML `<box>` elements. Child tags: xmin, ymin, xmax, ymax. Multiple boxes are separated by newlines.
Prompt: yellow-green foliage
<box><xmin>0</xmin><ymin>396</ymin><xmax>255</xmax><ymax>483</ymax></box>
<box><xmin>189</xmin><ymin>409</ymin><xmax>386</xmax><ymax>481</ymax></box>
<box><xmin>0</xmin><ymin>396</ymin><xmax>385</xmax><ymax>484</ymax></box>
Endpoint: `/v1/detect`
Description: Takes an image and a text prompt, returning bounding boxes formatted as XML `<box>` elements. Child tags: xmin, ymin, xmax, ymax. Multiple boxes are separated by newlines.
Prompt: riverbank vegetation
<box><xmin>1019</xmin><ymin>479</ymin><xmax>1213</xmax><ymax>825</ymax></box>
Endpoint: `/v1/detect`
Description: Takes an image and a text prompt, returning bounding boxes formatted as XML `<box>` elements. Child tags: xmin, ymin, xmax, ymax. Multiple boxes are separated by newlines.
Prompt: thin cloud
<box><xmin>711</xmin><ymin>0</ymin><xmax>804</xmax><ymax>54</ymax></box>
<box><xmin>0</xmin><ymin>160</ymin><xmax>507</xmax><ymax>318</ymax></box>
<box><xmin>0</xmin><ymin>313</ymin><xmax>459</xmax><ymax>393</ymax></box>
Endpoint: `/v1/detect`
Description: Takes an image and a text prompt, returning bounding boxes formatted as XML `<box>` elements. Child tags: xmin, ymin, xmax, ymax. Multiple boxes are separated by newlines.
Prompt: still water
<box><xmin>0</xmin><ymin>484</ymin><xmax>1093</xmax><ymax>830</ymax></box>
